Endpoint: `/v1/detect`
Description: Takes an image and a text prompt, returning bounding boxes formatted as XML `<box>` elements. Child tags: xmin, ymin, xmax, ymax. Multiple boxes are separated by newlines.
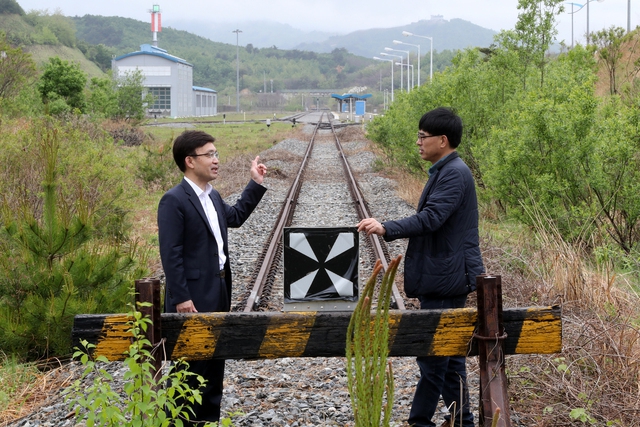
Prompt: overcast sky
<box><xmin>17</xmin><ymin>0</ymin><xmax>637</xmax><ymax>47</ymax></box>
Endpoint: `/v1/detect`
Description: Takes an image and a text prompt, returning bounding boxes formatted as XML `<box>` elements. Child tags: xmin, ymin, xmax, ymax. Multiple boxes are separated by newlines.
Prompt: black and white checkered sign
<box><xmin>283</xmin><ymin>227</ymin><xmax>359</xmax><ymax>303</ymax></box>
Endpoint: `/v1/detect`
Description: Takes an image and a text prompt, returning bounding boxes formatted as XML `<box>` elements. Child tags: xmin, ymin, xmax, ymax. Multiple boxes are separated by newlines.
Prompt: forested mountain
<box><xmin>72</xmin><ymin>15</ymin><xmax>380</xmax><ymax>94</ymax></box>
<box><xmin>167</xmin><ymin>19</ymin><xmax>339</xmax><ymax>50</ymax></box>
<box><xmin>159</xmin><ymin>16</ymin><xmax>495</xmax><ymax>56</ymax></box>
<box><xmin>294</xmin><ymin>18</ymin><xmax>496</xmax><ymax>57</ymax></box>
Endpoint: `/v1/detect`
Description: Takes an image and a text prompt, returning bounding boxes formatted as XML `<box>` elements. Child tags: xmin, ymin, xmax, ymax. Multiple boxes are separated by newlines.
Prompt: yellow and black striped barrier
<box><xmin>72</xmin><ymin>305</ymin><xmax>561</xmax><ymax>361</ymax></box>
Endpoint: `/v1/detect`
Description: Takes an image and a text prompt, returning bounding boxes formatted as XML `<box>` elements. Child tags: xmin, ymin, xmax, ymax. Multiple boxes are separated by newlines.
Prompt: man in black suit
<box><xmin>357</xmin><ymin>107</ymin><xmax>483</xmax><ymax>427</ymax></box>
<box><xmin>158</xmin><ymin>130</ymin><xmax>267</xmax><ymax>425</ymax></box>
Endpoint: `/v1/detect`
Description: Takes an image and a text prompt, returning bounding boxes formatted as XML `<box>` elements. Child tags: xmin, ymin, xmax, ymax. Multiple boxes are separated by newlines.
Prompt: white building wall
<box><xmin>174</xmin><ymin>63</ymin><xmax>192</xmax><ymax>118</ymax></box>
<box><xmin>113</xmin><ymin>47</ymin><xmax>216</xmax><ymax>118</ymax></box>
<box><xmin>193</xmin><ymin>90</ymin><xmax>217</xmax><ymax>117</ymax></box>
<box><xmin>114</xmin><ymin>55</ymin><xmax>181</xmax><ymax>117</ymax></box>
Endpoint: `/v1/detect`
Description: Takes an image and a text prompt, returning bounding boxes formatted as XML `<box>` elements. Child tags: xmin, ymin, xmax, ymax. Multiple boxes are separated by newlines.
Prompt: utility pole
<box><xmin>232</xmin><ymin>29</ymin><xmax>242</xmax><ymax>113</ymax></box>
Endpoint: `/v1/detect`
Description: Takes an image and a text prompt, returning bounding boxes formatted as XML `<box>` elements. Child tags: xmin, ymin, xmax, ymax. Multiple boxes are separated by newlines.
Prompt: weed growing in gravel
<box><xmin>64</xmin><ymin>301</ymin><xmax>239</xmax><ymax>427</ymax></box>
<box><xmin>346</xmin><ymin>256</ymin><xmax>401</xmax><ymax>427</ymax></box>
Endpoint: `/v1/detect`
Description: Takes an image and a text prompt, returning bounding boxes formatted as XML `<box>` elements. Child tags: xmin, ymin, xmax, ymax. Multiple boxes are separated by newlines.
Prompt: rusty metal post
<box><xmin>135</xmin><ymin>278</ymin><xmax>163</xmax><ymax>376</ymax></box>
<box><xmin>476</xmin><ymin>275</ymin><xmax>511</xmax><ymax>427</ymax></box>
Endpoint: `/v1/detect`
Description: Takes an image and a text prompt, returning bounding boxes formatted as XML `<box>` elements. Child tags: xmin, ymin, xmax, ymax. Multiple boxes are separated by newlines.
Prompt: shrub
<box><xmin>65</xmin><ymin>301</ymin><xmax>214</xmax><ymax>427</ymax></box>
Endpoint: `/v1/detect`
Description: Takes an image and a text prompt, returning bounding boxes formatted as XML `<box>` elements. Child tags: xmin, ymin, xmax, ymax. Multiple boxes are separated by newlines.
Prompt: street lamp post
<box><xmin>566</xmin><ymin>2</ymin><xmax>581</xmax><ymax>48</ymax></box>
<box><xmin>393</xmin><ymin>39</ymin><xmax>420</xmax><ymax>87</ymax></box>
<box><xmin>373</xmin><ymin>56</ymin><xmax>394</xmax><ymax>103</ymax></box>
<box><xmin>380</xmin><ymin>52</ymin><xmax>403</xmax><ymax>93</ymax></box>
<box><xmin>396</xmin><ymin>62</ymin><xmax>413</xmax><ymax>89</ymax></box>
<box><xmin>232</xmin><ymin>29</ymin><xmax>242</xmax><ymax>113</ymax></box>
<box><xmin>565</xmin><ymin>1</ymin><xmax>604</xmax><ymax>46</ymax></box>
<box><xmin>385</xmin><ymin>47</ymin><xmax>410</xmax><ymax>92</ymax></box>
<box><xmin>402</xmin><ymin>31</ymin><xmax>433</xmax><ymax>83</ymax></box>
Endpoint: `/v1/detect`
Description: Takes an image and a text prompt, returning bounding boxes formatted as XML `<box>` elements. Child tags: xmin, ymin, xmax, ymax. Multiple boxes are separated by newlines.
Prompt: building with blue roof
<box><xmin>112</xmin><ymin>44</ymin><xmax>217</xmax><ymax>118</ymax></box>
<box><xmin>331</xmin><ymin>93</ymin><xmax>372</xmax><ymax>116</ymax></box>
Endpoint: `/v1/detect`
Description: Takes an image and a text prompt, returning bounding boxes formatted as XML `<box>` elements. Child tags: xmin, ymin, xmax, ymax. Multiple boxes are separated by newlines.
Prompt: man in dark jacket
<box><xmin>357</xmin><ymin>107</ymin><xmax>483</xmax><ymax>427</ymax></box>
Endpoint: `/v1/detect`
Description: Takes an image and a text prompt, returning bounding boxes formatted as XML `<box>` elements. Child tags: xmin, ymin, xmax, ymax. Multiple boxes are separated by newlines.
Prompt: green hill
<box><xmin>295</xmin><ymin>18</ymin><xmax>496</xmax><ymax>58</ymax></box>
<box><xmin>25</xmin><ymin>44</ymin><xmax>104</xmax><ymax>78</ymax></box>
<box><xmin>3</xmin><ymin>6</ymin><xmax>459</xmax><ymax>100</ymax></box>
<box><xmin>1</xmin><ymin>9</ymin><xmax>379</xmax><ymax>96</ymax></box>
<box><xmin>0</xmin><ymin>13</ymin><xmax>104</xmax><ymax>78</ymax></box>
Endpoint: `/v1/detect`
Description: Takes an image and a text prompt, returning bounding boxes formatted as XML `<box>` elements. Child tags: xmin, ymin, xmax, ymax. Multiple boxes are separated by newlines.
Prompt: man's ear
<box><xmin>440</xmin><ymin>135</ymin><xmax>449</xmax><ymax>148</ymax></box>
<box><xmin>184</xmin><ymin>155</ymin><xmax>195</xmax><ymax>169</ymax></box>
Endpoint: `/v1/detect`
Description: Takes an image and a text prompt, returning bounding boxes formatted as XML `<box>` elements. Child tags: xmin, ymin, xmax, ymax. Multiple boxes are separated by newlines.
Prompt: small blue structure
<box><xmin>331</xmin><ymin>93</ymin><xmax>372</xmax><ymax>116</ymax></box>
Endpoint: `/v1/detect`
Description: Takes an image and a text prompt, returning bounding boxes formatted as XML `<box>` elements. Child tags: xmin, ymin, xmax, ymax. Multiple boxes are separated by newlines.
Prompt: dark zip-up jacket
<box><xmin>383</xmin><ymin>152</ymin><xmax>484</xmax><ymax>298</ymax></box>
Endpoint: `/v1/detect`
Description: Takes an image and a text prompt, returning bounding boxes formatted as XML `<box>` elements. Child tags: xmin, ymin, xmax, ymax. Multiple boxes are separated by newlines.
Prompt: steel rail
<box><xmin>328</xmin><ymin>120</ymin><xmax>405</xmax><ymax>310</ymax></box>
<box><xmin>242</xmin><ymin>111</ymin><xmax>405</xmax><ymax>311</ymax></box>
<box><xmin>242</xmin><ymin>113</ymin><xmax>324</xmax><ymax>312</ymax></box>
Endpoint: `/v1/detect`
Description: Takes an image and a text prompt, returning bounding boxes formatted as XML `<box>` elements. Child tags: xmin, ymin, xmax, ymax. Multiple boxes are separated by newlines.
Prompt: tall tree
<box><xmin>494</xmin><ymin>0</ymin><xmax>564</xmax><ymax>89</ymax></box>
<box><xmin>0</xmin><ymin>119</ymin><xmax>145</xmax><ymax>360</ymax></box>
<box><xmin>87</xmin><ymin>70</ymin><xmax>152</xmax><ymax>123</ymax></box>
<box><xmin>38</xmin><ymin>56</ymin><xmax>87</xmax><ymax>113</ymax></box>
<box><xmin>113</xmin><ymin>70</ymin><xmax>153</xmax><ymax>123</ymax></box>
<box><xmin>0</xmin><ymin>0</ymin><xmax>24</xmax><ymax>15</ymax></box>
<box><xmin>592</xmin><ymin>26</ymin><xmax>627</xmax><ymax>95</ymax></box>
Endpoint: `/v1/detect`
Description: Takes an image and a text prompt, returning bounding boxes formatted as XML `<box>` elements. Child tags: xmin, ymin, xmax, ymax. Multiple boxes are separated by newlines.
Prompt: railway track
<box><xmin>234</xmin><ymin>111</ymin><xmax>405</xmax><ymax>312</ymax></box>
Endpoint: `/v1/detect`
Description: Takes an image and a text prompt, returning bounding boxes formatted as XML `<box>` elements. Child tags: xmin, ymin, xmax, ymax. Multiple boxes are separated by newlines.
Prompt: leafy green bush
<box><xmin>366</xmin><ymin>1</ymin><xmax>640</xmax><ymax>256</ymax></box>
<box><xmin>38</xmin><ymin>57</ymin><xmax>87</xmax><ymax>113</ymax></box>
<box><xmin>87</xmin><ymin>70</ymin><xmax>153</xmax><ymax>124</ymax></box>
<box><xmin>137</xmin><ymin>136</ymin><xmax>182</xmax><ymax>192</ymax></box>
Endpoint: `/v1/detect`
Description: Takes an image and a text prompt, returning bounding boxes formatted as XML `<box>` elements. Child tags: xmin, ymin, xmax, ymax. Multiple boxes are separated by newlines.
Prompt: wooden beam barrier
<box><xmin>72</xmin><ymin>305</ymin><xmax>561</xmax><ymax>362</ymax></box>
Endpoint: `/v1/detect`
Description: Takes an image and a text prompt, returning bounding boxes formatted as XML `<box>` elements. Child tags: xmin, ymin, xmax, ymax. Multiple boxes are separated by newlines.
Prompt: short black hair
<box><xmin>172</xmin><ymin>130</ymin><xmax>216</xmax><ymax>172</ymax></box>
<box><xmin>418</xmin><ymin>107</ymin><xmax>463</xmax><ymax>148</ymax></box>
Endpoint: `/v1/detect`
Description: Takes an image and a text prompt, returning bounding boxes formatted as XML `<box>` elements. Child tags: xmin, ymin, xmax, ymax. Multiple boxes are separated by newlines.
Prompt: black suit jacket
<box><xmin>158</xmin><ymin>178</ymin><xmax>267</xmax><ymax>313</ymax></box>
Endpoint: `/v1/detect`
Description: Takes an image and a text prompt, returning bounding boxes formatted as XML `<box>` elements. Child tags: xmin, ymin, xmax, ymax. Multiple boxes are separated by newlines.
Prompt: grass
<box><xmin>479</xmin><ymin>208</ymin><xmax>640</xmax><ymax>426</ymax></box>
<box><xmin>0</xmin><ymin>354</ymin><xmax>39</xmax><ymax>411</ymax></box>
<box><xmin>144</xmin><ymin>121</ymin><xmax>293</xmax><ymax>160</ymax></box>
<box><xmin>0</xmin><ymin>354</ymin><xmax>73</xmax><ymax>425</ymax></box>
<box><xmin>145</xmin><ymin>111</ymin><xmax>297</xmax><ymax>126</ymax></box>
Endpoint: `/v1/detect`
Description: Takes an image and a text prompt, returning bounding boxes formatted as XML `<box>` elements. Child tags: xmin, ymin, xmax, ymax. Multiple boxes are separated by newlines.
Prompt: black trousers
<box><xmin>407</xmin><ymin>295</ymin><xmax>474</xmax><ymax>427</ymax></box>
<box><xmin>169</xmin><ymin>358</ymin><xmax>225</xmax><ymax>426</ymax></box>
<box><xmin>184</xmin><ymin>359</ymin><xmax>225</xmax><ymax>425</ymax></box>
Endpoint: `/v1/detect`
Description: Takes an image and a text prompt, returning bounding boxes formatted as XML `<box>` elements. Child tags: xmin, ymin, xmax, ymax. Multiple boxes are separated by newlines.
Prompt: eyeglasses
<box><xmin>189</xmin><ymin>151</ymin><xmax>219</xmax><ymax>159</ymax></box>
<box><xmin>417</xmin><ymin>133</ymin><xmax>442</xmax><ymax>141</ymax></box>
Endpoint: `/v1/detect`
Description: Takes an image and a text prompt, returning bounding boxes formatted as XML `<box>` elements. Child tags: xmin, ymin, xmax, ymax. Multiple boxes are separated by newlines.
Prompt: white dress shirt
<box><xmin>184</xmin><ymin>177</ymin><xmax>226</xmax><ymax>270</ymax></box>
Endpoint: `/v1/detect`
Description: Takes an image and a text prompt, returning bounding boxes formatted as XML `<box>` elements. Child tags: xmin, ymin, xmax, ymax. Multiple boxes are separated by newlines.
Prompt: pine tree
<box><xmin>0</xmin><ymin>122</ymin><xmax>144</xmax><ymax>361</ymax></box>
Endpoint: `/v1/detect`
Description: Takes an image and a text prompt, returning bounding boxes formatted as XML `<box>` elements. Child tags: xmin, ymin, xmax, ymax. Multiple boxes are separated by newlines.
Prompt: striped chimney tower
<box><xmin>150</xmin><ymin>5</ymin><xmax>161</xmax><ymax>47</ymax></box>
